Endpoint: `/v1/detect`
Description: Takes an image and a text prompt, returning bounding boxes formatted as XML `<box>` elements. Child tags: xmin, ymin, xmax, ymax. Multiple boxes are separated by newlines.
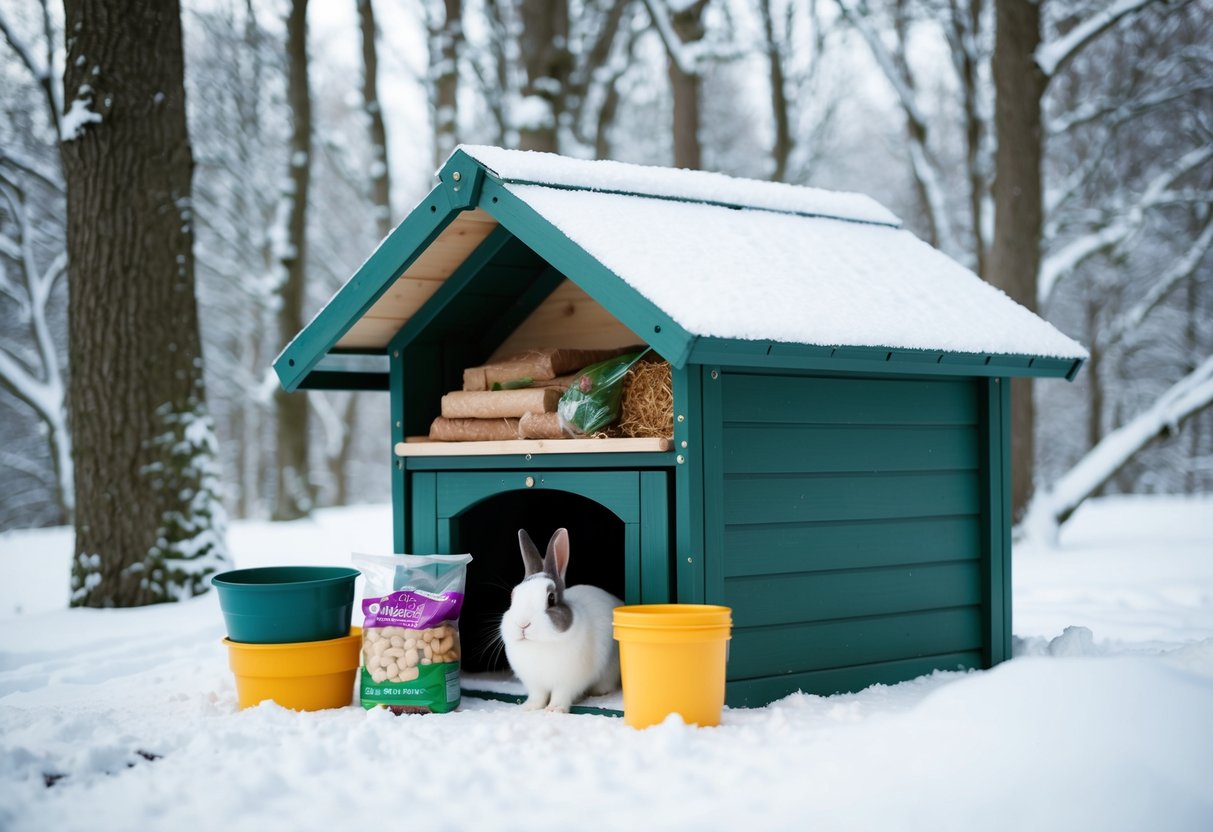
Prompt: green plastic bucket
<box><xmin>211</xmin><ymin>566</ymin><xmax>359</xmax><ymax>644</ymax></box>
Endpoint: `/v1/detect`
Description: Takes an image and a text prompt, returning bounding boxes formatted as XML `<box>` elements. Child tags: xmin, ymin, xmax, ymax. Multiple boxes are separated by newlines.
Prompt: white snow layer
<box><xmin>504</xmin><ymin>183</ymin><xmax>1088</xmax><ymax>359</ymax></box>
<box><xmin>456</xmin><ymin>144</ymin><xmax>902</xmax><ymax>226</ymax></box>
<box><xmin>1</xmin><ymin>497</ymin><xmax>1212</xmax><ymax>831</ymax></box>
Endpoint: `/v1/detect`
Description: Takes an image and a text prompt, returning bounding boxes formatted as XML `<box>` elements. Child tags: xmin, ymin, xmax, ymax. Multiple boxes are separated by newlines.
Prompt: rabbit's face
<box><xmin>501</xmin><ymin>573</ymin><xmax>572</xmax><ymax>643</ymax></box>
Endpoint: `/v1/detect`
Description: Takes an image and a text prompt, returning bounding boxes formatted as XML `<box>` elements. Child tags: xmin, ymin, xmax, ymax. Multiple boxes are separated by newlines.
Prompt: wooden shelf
<box><xmin>395</xmin><ymin>436</ymin><xmax>672</xmax><ymax>457</ymax></box>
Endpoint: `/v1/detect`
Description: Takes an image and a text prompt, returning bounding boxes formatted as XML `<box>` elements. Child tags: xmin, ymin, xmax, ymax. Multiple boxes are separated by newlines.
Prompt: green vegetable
<box><xmin>557</xmin><ymin>349</ymin><xmax>650</xmax><ymax>435</ymax></box>
<box><xmin>490</xmin><ymin>376</ymin><xmax>534</xmax><ymax>391</ymax></box>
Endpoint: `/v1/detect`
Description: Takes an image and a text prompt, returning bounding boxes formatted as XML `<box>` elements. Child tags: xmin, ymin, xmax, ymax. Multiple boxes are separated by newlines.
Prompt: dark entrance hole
<box><xmin>452</xmin><ymin>489</ymin><xmax>625</xmax><ymax>673</ymax></box>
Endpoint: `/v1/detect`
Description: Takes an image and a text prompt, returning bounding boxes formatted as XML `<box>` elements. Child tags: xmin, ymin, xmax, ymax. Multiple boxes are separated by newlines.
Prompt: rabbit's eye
<box><xmin>546</xmin><ymin>592</ymin><xmax>556</xmax><ymax>608</ymax></box>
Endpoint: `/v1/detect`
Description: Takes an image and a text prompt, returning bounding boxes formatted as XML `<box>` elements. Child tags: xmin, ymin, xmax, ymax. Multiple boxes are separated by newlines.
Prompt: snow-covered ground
<box><xmin>1</xmin><ymin>496</ymin><xmax>1210</xmax><ymax>831</ymax></box>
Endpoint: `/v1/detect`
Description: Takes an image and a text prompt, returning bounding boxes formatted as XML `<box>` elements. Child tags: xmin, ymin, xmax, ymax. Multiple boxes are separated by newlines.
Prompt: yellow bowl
<box><xmin>223</xmin><ymin>627</ymin><xmax>362</xmax><ymax>711</ymax></box>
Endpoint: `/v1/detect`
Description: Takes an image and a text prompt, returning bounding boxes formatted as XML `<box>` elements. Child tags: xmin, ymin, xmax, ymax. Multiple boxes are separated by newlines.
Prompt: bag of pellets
<box><xmin>353</xmin><ymin>552</ymin><xmax>473</xmax><ymax>714</ymax></box>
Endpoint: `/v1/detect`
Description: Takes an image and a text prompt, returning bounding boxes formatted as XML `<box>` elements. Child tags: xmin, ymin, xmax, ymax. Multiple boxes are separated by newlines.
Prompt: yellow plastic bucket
<box><xmin>613</xmin><ymin>605</ymin><xmax>732</xmax><ymax>729</ymax></box>
<box><xmin>223</xmin><ymin>627</ymin><xmax>362</xmax><ymax>711</ymax></box>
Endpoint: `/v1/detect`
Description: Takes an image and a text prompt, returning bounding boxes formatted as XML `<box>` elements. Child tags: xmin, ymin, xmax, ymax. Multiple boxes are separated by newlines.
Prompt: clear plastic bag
<box><xmin>353</xmin><ymin>552</ymin><xmax>472</xmax><ymax>714</ymax></box>
<box><xmin>556</xmin><ymin>348</ymin><xmax>649</xmax><ymax>435</ymax></box>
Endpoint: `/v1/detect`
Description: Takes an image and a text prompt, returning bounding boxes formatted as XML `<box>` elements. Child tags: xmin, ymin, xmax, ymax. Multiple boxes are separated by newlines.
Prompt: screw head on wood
<box><xmin>524</xmin><ymin>476</ymin><xmax>535</xmax><ymax>488</ymax></box>
<box><xmin>452</xmin><ymin>171</ymin><xmax>462</xmax><ymax>181</ymax></box>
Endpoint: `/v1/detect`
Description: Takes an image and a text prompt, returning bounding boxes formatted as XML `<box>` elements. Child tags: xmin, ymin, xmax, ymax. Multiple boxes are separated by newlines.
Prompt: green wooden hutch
<box><xmin>275</xmin><ymin>146</ymin><xmax>1086</xmax><ymax>707</ymax></box>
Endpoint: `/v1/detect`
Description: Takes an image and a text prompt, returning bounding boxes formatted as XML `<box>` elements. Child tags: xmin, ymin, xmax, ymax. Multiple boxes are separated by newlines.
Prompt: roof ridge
<box><xmin>448</xmin><ymin>145</ymin><xmax>903</xmax><ymax>229</ymax></box>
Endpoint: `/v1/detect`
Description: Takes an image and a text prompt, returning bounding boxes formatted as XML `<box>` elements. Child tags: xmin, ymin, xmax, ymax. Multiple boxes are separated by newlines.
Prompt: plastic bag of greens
<box><xmin>557</xmin><ymin>349</ymin><xmax>649</xmax><ymax>436</ymax></box>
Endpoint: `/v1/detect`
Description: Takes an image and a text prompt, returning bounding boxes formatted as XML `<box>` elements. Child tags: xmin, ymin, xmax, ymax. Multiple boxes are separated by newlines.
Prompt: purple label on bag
<box><xmin>363</xmin><ymin>590</ymin><xmax>464</xmax><ymax>629</ymax></box>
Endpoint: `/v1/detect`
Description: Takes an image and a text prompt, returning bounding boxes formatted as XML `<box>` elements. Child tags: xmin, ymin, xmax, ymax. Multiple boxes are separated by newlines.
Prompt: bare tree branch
<box><xmin>1035</xmin><ymin>0</ymin><xmax>1184</xmax><ymax>81</ymax></box>
<box><xmin>1103</xmin><ymin>215</ymin><xmax>1213</xmax><ymax>349</ymax></box>
<box><xmin>1040</xmin><ymin>144</ymin><xmax>1213</xmax><ymax>303</ymax></box>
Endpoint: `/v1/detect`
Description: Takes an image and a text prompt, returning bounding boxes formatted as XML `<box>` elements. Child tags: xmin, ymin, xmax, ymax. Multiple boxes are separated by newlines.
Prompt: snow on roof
<box><xmin>506</xmin><ymin>183</ymin><xmax>1089</xmax><ymax>360</ymax></box>
<box><xmin>457</xmin><ymin>144</ymin><xmax>902</xmax><ymax>227</ymax></box>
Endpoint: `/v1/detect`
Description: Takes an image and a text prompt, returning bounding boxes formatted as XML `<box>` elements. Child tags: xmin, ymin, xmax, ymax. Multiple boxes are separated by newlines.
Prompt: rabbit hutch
<box><xmin>274</xmin><ymin>146</ymin><xmax>1087</xmax><ymax>708</ymax></box>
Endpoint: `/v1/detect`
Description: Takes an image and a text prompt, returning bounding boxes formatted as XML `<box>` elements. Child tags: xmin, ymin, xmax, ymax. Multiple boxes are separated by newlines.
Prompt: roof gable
<box><xmin>274</xmin><ymin>147</ymin><xmax>1085</xmax><ymax>391</ymax></box>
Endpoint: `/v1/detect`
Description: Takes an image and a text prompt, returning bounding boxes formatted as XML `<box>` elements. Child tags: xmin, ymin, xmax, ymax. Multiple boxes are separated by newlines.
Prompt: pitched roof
<box><xmin>461</xmin><ymin>145</ymin><xmax>1087</xmax><ymax>361</ymax></box>
<box><xmin>274</xmin><ymin>147</ymin><xmax>1086</xmax><ymax>391</ymax></box>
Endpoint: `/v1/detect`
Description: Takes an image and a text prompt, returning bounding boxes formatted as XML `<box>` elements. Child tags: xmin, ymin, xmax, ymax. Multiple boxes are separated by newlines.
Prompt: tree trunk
<box><xmin>518</xmin><ymin>0</ymin><xmax>570</xmax><ymax>152</ymax></box>
<box><xmin>759</xmin><ymin>0</ymin><xmax>791</xmax><ymax>181</ymax></box>
<box><xmin>989</xmin><ymin>0</ymin><xmax>1046</xmax><ymax>521</ymax></box>
<box><xmin>62</xmin><ymin>0</ymin><xmax>228</xmax><ymax>606</ymax></box>
<box><xmin>428</xmin><ymin>0</ymin><xmax>463</xmax><ymax>168</ymax></box>
<box><xmin>274</xmin><ymin>0</ymin><xmax>314</xmax><ymax>521</ymax></box>
<box><xmin>668</xmin><ymin>0</ymin><xmax>707</xmax><ymax>170</ymax></box>
<box><xmin>358</xmin><ymin>0</ymin><xmax>393</xmax><ymax>239</ymax></box>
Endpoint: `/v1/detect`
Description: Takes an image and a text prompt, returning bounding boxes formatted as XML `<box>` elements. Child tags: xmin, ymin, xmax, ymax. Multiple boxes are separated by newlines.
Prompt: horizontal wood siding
<box><xmin>708</xmin><ymin>370</ymin><xmax>987</xmax><ymax>702</ymax></box>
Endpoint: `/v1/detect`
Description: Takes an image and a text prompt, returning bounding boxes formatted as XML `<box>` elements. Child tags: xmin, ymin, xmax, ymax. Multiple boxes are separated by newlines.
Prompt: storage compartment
<box><xmin>449</xmin><ymin>489</ymin><xmax>626</xmax><ymax>673</ymax></box>
<box><xmin>406</xmin><ymin>468</ymin><xmax>675</xmax><ymax>676</ymax></box>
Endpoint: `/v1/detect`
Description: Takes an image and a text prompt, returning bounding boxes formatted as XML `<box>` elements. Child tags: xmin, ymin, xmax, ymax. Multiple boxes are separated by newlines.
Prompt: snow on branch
<box><xmin>0</xmin><ymin>7</ymin><xmax>62</xmax><ymax>140</ymax></box>
<box><xmin>833</xmin><ymin>0</ymin><xmax>957</xmax><ymax>254</ymax></box>
<box><xmin>1024</xmin><ymin>353</ymin><xmax>1213</xmax><ymax>543</ymax></box>
<box><xmin>1040</xmin><ymin>144</ymin><xmax>1213</xmax><ymax>303</ymax></box>
<box><xmin>1102</xmin><ymin>216</ymin><xmax>1213</xmax><ymax>349</ymax></box>
<box><xmin>641</xmin><ymin>0</ymin><xmax>700</xmax><ymax>76</ymax></box>
<box><xmin>1034</xmin><ymin>0</ymin><xmax>1174</xmax><ymax>80</ymax></box>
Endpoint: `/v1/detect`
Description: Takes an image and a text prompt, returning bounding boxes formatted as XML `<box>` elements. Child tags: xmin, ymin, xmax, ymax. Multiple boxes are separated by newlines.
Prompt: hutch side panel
<box><xmin>702</xmin><ymin>368</ymin><xmax>991</xmax><ymax>706</ymax></box>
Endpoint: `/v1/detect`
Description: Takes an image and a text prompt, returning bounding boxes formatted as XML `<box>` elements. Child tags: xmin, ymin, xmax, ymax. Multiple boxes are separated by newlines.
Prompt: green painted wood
<box><xmin>409</xmin><ymin>472</ymin><xmax>438</xmax><ymax>552</ymax></box>
<box><xmin>623</xmin><ymin>523</ymin><xmax>641</xmax><ymax>603</ymax></box>
<box><xmin>724</xmin><ymin>561</ymin><xmax>983</xmax><ymax>627</ymax></box>
<box><xmin>459</xmin><ymin>686</ymin><xmax>621</xmax><ymax>716</ymax></box>
<box><xmin>390</xmin><ymin>353</ymin><xmax>408</xmax><ymax>553</ymax></box>
<box><xmin>727</xmin><ymin>606</ymin><xmax>984</xmax><ymax>679</ymax></box>
<box><xmin>274</xmin><ymin>182</ymin><xmax>459</xmax><ymax>392</ymax></box>
<box><xmin>433</xmin><ymin>471</ymin><xmax>641</xmax><ymax>523</ymax></box>
<box><xmin>984</xmin><ymin>378</ymin><xmax>1014</xmax><ymax>664</ymax></box>
<box><xmin>722</xmin><ymin>516</ymin><xmax>982</xmax><ymax>578</ymax></box>
<box><xmin>475</xmin><ymin>264</ymin><xmax>567</xmax><ymax>357</ymax></box>
<box><xmin>689</xmin><ymin>338</ymin><xmax>1083</xmax><ymax>380</ymax></box>
<box><xmin>296</xmin><ymin>371</ymin><xmax>389</xmax><ymax>391</ymax></box>
<box><xmin>437</xmin><ymin>153</ymin><xmax>485</xmax><ymax>209</ymax></box>
<box><xmin>722</xmin><ymin>471</ymin><xmax>983</xmax><ymax>526</ymax></box>
<box><xmin>672</xmin><ymin>364</ymin><xmax>705</xmax><ymax>604</ymax></box>
<box><xmin>639</xmin><ymin>471</ymin><xmax>671</xmax><ymax>603</ymax></box>
<box><xmin>722</xmin><ymin>424</ymin><xmax>980</xmax><ymax>474</ymax></box>
<box><xmin>721</xmin><ymin>373</ymin><xmax>980</xmax><ymax>425</ymax></box>
<box><xmin>700</xmin><ymin>365</ymin><xmax>725</xmax><ymax>605</ymax></box>
<box><xmin>401</xmin><ymin>452</ymin><xmax>676</xmax><ymax>472</ymax></box>
<box><xmin>725</xmin><ymin>650</ymin><xmax>984</xmax><ymax>705</ymax></box>
<box><xmin>387</xmin><ymin>227</ymin><xmax>522</xmax><ymax>353</ymax></box>
<box><xmin>477</xmin><ymin>177</ymin><xmax>695</xmax><ymax>368</ymax></box>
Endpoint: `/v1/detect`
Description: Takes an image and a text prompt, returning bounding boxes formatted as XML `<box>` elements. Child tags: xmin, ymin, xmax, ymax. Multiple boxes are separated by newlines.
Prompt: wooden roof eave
<box><xmin>273</xmin><ymin>175</ymin><xmax>480</xmax><ymax>393</ymax></box>
<box><xmin>448</xmin><ymin>154</ymin><xmax>696</xmax><ymax>370</ymax></box>
<box><xmin>688</xmin><ymin>337</ymin><xmax>1085</xmax><ymax>380</ymax></box>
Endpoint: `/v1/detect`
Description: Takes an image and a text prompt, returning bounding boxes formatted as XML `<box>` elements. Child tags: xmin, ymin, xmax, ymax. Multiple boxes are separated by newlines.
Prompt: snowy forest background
<box><xmin>1</xmin><ymin>0</ymin><xmax>1210</xmax><ymax>545</ymax></box>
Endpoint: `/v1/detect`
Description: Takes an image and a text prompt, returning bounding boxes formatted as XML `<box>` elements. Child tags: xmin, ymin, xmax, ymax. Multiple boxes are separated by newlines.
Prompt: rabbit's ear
<box><xmin>518</xmin><ymin>529</ymin><xmax>543</xmax><ymax>576</ymax></box>
<box><xmin>545</xmin><ymin>528</ymin><xmax>571</xmax><ymax>582</ymax></box>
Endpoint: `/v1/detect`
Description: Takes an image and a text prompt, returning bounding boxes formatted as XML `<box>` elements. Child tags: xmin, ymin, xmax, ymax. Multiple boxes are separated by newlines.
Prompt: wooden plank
<box><xmin>274</xmin><ymin>183</ymin><xmax>459</xmax><ymax>391</ymax></box>
<box><xmin>722</xmin><ymin>515</ymin><xmax>982</xmax><ymax>577</ymax></box>
<box><xmin>402</xmin><ymin>450</ymin><xmax>676</xmax><ymax>471</ymax></box>
<box><xmin>433</xmin><ymin>471</ymin><xmax>641</xmax><ymax>523</ymax></box>
<box><xmin>489</xmin><ymin>279</ymin><xmax>644</xmax><ymax>360</ymax></box>
<box><xmin>721</xmin><ymin>424</ymin><xmax>980</xmax><ymax>474</ymax></box>
<box><xmin>672</xmin><ymin>364</ymin><xmax>706</xmax><ymax>603</ymax></box>
<box><xmin>726</xmin><ymin>650</ymin><xmax>984</xmax><ymax>705</ymax></box>
<box><xmin>640</xmin><ymin>471</ymin><xmax>671</xmax><ymax>603</ymax></box>
<box><xmin>479</xmin><ymin>178</ymin><xmax>695</xmax><ymax>367</ymax></box>
<box><xmin>727</xmin><ymin>606</ymin><xmax>983</xmax><ymax>679</ymax></box>
<box><xmin>722</xmin><ymin>470</ymin><xmax>983</xmax><ymax>525</ymax></box>
<box><xmin>721</xmin><ymin>372</ymin><xmax>980</xmax><ymax>425</ymax></box>
<box><xmin>724</xmin><ymin>561</ymin><xmax>983</xmax><ymax>627</ymax></box>
<box><xmin>336</xmin><ymin>316</ymin><xmax>411</xmax><ymax>350</ymax></box>
<box><xmin>396</xmin><ymin>437</ymin><xmax>670</xmax><ymax>456</ymax></box>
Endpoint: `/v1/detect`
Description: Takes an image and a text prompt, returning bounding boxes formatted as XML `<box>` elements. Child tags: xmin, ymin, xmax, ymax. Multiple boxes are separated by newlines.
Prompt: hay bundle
<box><xmin>617</xmin><ymin>358</ymin><xmax>673</xmax><ymax>438</ymax></box>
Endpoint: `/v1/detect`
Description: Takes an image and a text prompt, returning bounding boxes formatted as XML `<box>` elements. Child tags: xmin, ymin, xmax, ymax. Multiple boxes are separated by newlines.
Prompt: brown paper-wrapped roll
<box><xmin>428</xmin><ymin>417</ymin><xmax>521</xmax><ymax>442</ymax></box>
<box><xmin>441</xmin><ymin>388</ymin><xmax>561</xmax><ymax>419</ymax></box>
<box><xmin>518</xmin><ymin>412</ymin><xmax>566</xmax><ymax>440</ymax></box>
<box><xmin>462</xmin><ymin>348</ymin><xmax>639</xmax><ymax>391</ymax></box>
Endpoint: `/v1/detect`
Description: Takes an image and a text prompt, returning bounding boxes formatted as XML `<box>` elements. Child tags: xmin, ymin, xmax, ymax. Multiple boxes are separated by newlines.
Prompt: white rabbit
<box><xmin>499</xmin><ymin>528</ymin><xmax>622</xmax><ymax>712</ymax></box>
